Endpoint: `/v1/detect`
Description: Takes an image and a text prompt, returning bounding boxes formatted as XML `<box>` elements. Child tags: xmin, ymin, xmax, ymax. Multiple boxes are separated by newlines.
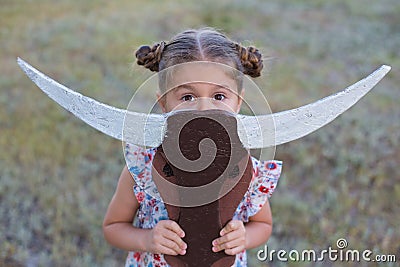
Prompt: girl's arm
<box><xmin>243</xmin><ymin>199</ymin><xmax>273</xmax><ymax>248</ymax></box>
<box><xmin>102</xmin><ymin>166</ymin><xmax>187</xmax><ymax>255</ymax></box>
<box><xmin>212</xmin><ymin>199</ymin><xmax>272</xmax><ymax>255</ymax></box>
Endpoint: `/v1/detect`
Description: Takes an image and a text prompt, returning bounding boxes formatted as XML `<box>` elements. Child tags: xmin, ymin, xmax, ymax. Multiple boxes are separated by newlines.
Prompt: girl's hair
<box><xmin>135</xmin><ymin>28</ymin><xmax>263</xmax><ymax>91</ymax></box>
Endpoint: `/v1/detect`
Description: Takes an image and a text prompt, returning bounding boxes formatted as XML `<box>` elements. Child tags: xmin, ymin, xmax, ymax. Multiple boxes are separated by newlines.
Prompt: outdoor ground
<box><xmin>1</xmin><ymin>0</ymin><xmax>399</xmax><ymax>266</ymax></box>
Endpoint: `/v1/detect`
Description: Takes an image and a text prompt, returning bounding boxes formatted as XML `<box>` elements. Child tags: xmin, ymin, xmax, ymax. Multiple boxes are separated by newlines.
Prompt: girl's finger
<box><xmin>221</xmin><ymin>220</ymin><xmax>242</xmax><ymax>236</ymax></box>
<box><xmin>163</xmin><ymin>220</ymin><xmax>185</xmax><ymax>238</ymax></box>
<box><xmin>213</xmin><ymin>230</ymin><xmax>242</xmax><ymax>247</ymax></box>
<box><xmin>157</xmin><ymin>244</ymin><xmax>180</xmax><ymax>256</ymax></box>
<box><xmin>224</xmin><ymin>245</ymin><xmax>245</xmax><ymax>256</ymax></box>
<box><xmin>160</xmin><ymin>238</ymin><xmax>186</xmax><ymax>255</ymax></box>
<box><xmin>162</xmin><ymin>229</ymin><xmax>187</xmax><ymax>250</ymax></box>
<box><xmin>213</xmin><ymin>236</ymin><xmax>242</xmax><ymax>252</ymax></box>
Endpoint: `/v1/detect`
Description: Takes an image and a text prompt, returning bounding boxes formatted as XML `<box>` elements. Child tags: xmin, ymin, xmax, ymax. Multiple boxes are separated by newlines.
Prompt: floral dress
<box><xmin>124</xmin><ymin>143</ymin><xmax>282</xmax><ymax>267</ymax></box>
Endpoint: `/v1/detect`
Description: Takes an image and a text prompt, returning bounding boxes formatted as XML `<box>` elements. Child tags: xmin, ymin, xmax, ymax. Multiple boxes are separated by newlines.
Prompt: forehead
<box><xmin>163</xmin><ymin>62</ymin><xmax>239</xmax><ymax>91</ymax></box>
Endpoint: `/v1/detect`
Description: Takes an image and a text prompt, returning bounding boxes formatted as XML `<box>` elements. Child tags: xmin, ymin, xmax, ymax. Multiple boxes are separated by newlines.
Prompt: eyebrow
<box><xmin>174</xmin><ymin>83</ymin><xmax>235</xmax><ymax>93</ymax></box>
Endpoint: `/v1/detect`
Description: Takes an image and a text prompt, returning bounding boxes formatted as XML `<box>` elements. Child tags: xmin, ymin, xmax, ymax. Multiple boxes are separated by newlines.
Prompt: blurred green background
<box><xmin>1</xmin><ymin>0</ymin><xmax>399</xmax><ymax>266</ymax></box>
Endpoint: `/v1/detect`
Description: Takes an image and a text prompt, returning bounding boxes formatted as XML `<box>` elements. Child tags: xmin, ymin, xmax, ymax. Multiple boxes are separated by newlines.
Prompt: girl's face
<box><xmin>157</xmin><ymin>63</ymin><xmax>244</xmax><ymax>113</ymax></box>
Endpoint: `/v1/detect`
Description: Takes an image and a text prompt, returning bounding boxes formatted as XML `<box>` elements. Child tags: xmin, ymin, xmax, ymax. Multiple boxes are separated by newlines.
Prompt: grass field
<box><xmin>1</xmin><ymin>0</ymin><xmax>399</xmax><ymax>266</ymax></box>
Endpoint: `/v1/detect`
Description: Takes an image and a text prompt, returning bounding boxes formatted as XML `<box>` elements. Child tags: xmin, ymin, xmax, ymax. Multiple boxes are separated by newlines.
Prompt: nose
<box><xmin>197</xmin><ymin>97</ymin><xmax>215</xmax><ymax>111</ymax></box>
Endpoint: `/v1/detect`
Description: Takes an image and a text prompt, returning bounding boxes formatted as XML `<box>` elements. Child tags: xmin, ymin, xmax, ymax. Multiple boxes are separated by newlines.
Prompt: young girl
<box><xmin>102</xmin><ymin>28</ymin><xmax>282</xmax><ymax>267</ymax></box>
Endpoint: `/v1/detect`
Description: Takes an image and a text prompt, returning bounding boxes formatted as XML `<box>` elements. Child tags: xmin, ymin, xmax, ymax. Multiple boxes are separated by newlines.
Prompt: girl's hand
<box><xmin>146</xmin><ymin>220</ymin><xmax>187</xmax><ymax>255</ymax></box>
<box><xmin>212</xmin><ymin>220</ymin><xmax>246</xmax><ymax>255</ymax></box>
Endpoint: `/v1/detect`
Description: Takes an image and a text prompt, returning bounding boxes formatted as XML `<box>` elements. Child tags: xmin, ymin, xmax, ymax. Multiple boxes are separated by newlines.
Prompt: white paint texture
<box><xmin>17</xmin><ymin>58</ymin><xmax>390</xmax><ymax>148</ymax></box>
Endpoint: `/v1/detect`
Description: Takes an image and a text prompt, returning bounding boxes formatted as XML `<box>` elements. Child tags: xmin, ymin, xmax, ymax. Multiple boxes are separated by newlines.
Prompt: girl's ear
<box><xmin>156</xmin><ymin>91</ymin><xmax>167</xmax><ymax>113</ymax></box>
<box><xmin>236</xmin><ymin>88</ymin><xmax>245</xmax><ymax>113</ymax></box>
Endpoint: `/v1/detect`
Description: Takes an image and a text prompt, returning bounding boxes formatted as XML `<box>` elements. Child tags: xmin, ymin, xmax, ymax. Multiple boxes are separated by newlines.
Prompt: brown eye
<box><xmin>182</xmin><ymin>95</ymin><xmax>195</xmax><ymax>102</ymax></box>
<box><xmin>214</xmin><ymin>94</ymin><xmax>225</xmax><ymax>101</ymax></box>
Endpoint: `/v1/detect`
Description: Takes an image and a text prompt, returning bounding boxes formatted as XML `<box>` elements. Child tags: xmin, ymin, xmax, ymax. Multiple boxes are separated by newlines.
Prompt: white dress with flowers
<box><xmin>124</xmin><ymin>143</ymin><xmax>282</xmax><ymax>267</ymax></box>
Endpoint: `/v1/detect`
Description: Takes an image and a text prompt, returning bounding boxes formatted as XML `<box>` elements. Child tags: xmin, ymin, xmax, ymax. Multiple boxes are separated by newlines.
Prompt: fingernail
<box><xmin>212</xmin><ymin>240</ymin><xmax>217</xmax><ymax>246</ymax></box>
<box><xmin>181</xmin><ymin>250</ymin><xmax>186</xmax><ymax>255</ymax></box>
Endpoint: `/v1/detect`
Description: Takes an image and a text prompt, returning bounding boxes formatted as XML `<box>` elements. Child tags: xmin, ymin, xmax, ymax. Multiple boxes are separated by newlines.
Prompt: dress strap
<box><xmin>124</xmin><ymin>143</ymin><xmax>162</xmax><ymax>201</ymax></box>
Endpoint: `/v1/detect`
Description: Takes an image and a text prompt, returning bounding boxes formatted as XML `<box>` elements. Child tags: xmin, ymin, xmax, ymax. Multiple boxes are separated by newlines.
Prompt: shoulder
<box><xmin>250</xmin><ymin>157</ymin><xmax>282</xmax><ymax>198</ymax></box>
<box><xmin>234</xmin><ymin>157</ymin><xmax>283</xmax><ymax>220</ymax></box>
<box><xmin>125</xmin><ymin>143</ymin><xmax>157</xmax><ymax>164</ymax></box>
<box><xmin>124</xmin><ymin>143</ymin><xmax>157</xmax><ymax>175</ymax></box>
<box><xmin>251</xmin><ymin>157</ymin><xmax>283</xmax><ymax>184</ymax></box>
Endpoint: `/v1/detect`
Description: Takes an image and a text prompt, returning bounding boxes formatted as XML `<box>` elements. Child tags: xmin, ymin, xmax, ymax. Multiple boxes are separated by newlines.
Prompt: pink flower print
<box><xmin>253</xmin><ymin>166</ymin><xmax>259</xmax><ymax>178</ymax></box>
<box><xmin>133</xmin><ymin>252</ymin><xmax>141</xmax><ymax>261</ymax></box>
<box><xmin>258</xmin><ymin>185</ymin><xmax>270</xmax><ymax>194</ymax></box>
<box><xmin>138</xmin><ymin>171</ymin><xmax>145</xmax><ymax>179</ymax></box>
<box><xmin>269</xmin><ymin>182</ymin><xmax>275</xmax><ymax>189</ymax></box>
<box><xmin>136</xmin><ymin>192</ymin><xmax>145</xmax><ymax>202</ymax></box>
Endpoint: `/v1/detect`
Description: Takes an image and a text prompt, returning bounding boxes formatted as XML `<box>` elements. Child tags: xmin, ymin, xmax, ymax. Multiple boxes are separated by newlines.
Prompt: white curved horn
<box><xmin>18</xmin><ymin>58</ymin><xmax>390</xmax><ymax>149</ymax></box>
<box><xmin>237</xmin><ymin>65</ymin><xmax>391</xmax><ymax>148</ymax></box>
<box><xmin>17</xmin><ymin>57</ymin><xmax>165</xmax><ymax>147</ymax></box>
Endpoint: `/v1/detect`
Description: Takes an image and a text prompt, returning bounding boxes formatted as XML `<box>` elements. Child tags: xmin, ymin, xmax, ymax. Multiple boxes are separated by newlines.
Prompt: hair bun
<box><xmin>235</xmin><ymin>44</ymin><xmax>263</xmax><ymax>78</ymax></box>
<box><xmin>135</xmin><ymin>41</ymin><xmax>166</xmax><ymax>72</ymax></box>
